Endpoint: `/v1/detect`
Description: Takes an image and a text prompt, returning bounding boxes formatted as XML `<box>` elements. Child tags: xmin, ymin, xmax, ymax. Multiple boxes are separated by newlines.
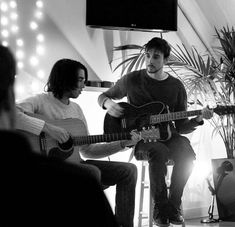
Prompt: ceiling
<box><xmin>44</xmin><ymin>0</ymin><xmax>235</xmax><ymax>80</ymax></box>
<box><xmin>1</xmin><ymin>0</ymin><xmax>235</xmax><ymax>98</ymax></box>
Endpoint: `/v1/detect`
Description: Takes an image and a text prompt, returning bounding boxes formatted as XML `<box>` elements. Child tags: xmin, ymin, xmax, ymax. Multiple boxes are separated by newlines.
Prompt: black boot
<box><xmin>153</xmin><ymin>203</ymin><xmax>170</xmax><ymax>227</ymax></box>
<box><xmin>168</xmin><ymin>202</ymin><xmax>184</xmax><ymax>225</ymax></box>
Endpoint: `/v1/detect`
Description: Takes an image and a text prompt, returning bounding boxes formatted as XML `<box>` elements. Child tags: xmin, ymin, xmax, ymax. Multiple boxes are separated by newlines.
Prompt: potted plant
<box><xmin>212</xmin><ymin>26</ymin><xmax>235</xmax><ymax>159</ymax></box>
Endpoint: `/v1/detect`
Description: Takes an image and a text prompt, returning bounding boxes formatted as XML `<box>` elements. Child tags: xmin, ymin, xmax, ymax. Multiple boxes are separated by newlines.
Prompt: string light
<box><xmin>0</xmin><ymin>0</ymin><xmax>46</xmax><ymax>98</ymax></box>
<box><xmin>1</xmin><ymin>16</ymin><xmax>8</xmax><ymax>25</ymax></box>
<box><xmin>9</xmin><ymin>1</ymin><xmax>17</xmax><ymax>9</ymax></box>
<box><xmin>1</xmin><ymin>29</ymin><xmax>9</xmax><ymax>37</ymax></box>
<box><xmin>36</xmin><ymin>0</ymin><xmax>43</xmax><ymax>8</ymax></box>
<box><xmin>0</xmin><ymin>2</ymin><xmax>8</xmax><ymax>12</ymax></box>
<box><xmin>10</xmin><ymin>24</ymin><xmax>18</xmax><ymax>33</ymax></box>
<box><xmin>36</xmin><ymin>44</ymin><xmax>45</xmax><ymax>55</ymax></box>
<box><xmin>10</xmin><ymin>12</ymin><xmax>18</xmax><ymax>20</ymax></box>
<box><xmin>37</xmin><ymin>69</ymin><xmax>45</xmax><ymax>79</ymax></box>
<box><xmin>16</xmin><ymin>38</ymin><xmax>24</xmax><ymax>46</ymax></box>
<box><xmin>36</xmin><ymin>33</ymin><xmax>44</xmax><ymax>42</ymax></box>
<box><xmin>2</xmin><ymin>40</ymin><xmax>8</xmax><ymax>46</ymax></box>
<box><xmin>35</xmin><ymin>10</ymin><xmax>43</xmax><ymax>19</ymax></box>
<box><xmin>17</xmin><ymin>61</ymin><xmax>24</xmax><ymax>69</ymax></box>
<box><xmin>30</xmin><ymin>21</ymin><xmax>38</xmax><ymax>30</ymax></box>
<box><xmin>16</xmin><ymin>49</ymin><xmax>25</xmax><ymax>59</ymax></box>
<box><xmin>29</xmin><ymin>56</ymin><xmax>39</xmax><ymax>66</ymax></box>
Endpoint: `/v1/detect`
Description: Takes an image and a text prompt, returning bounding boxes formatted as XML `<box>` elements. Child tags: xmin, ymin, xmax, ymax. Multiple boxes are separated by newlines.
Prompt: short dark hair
<box><xmin>144</xmin><ymin>37</ymin><xmax>171</xmax><ymax>58</ymax></box>
<box><xmin>45</xmin><ymin>59</ymin><xmax>88</xmax><ymax>99</ymax></box>
<box><xmin>0</xmin><ymin>45</ymin><xmax>16</xmax><ymax>112</ymax></box>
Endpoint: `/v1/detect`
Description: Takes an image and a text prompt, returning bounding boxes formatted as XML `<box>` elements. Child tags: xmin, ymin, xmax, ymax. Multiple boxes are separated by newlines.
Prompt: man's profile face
<box><xmin>70</xmin><ymin>69</ymin><xmax>86</xmax><ymax>99</ymax></box>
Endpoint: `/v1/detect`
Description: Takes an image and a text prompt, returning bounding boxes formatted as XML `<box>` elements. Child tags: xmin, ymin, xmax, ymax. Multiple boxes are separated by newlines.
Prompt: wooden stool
<box><xmin>138</xmin><ymin>161</ymin><xmax>153</xmax><ymax>227</ymax></box>
<box><xmin>138</xmin><ymin>160</ymin><xmax>175</xmax><ymax>227</ymax></box>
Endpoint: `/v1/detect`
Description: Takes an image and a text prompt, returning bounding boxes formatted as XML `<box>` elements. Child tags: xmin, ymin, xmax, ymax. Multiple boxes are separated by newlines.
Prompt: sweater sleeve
<box><xmin>15</xmin><ymin>96</ymin><xmax>45</xmax><ymax>135</ymax></box>
<box><xmin>80</xmin><ymin>141</ymin><xmax>129</xmax><ymax>159</ymax></box>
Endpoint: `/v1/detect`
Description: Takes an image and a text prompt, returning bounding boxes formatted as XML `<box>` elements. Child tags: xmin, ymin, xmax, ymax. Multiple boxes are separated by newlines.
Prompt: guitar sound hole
<box><xmin>58</xmin><ymin>136</ymin><xmax>73</xmax><ymax>151</ymax></box>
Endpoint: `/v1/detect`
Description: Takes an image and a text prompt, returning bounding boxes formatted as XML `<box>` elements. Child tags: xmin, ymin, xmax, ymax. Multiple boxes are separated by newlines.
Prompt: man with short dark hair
<box><xmin>98</xmin><ymin>37</ymin><xmax>213</xmax><ymax>226</ymax></box>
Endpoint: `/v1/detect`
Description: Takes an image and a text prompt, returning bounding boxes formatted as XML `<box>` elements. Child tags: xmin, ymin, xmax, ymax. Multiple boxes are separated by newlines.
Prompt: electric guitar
<box><xmin>18</xmin><ymin>116</ymin><xmax>160</xmax><ymax>160</ymax></box>
<box><xmin>104</xmin><ymin>102</ymin><xmax>235</xmax><ymax>141</ymax></box>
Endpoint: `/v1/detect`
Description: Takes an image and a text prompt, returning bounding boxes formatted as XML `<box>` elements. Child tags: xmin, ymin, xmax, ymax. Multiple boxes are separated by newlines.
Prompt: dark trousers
<box><xmin>82</xmin><ymin>160</ymin><xmax>138</xmax><ymax>227</ymax></box>
<box><xmin>135</xmin><ymin>134</ymin><xmax>195</xmax><ymax>210</ymax></box>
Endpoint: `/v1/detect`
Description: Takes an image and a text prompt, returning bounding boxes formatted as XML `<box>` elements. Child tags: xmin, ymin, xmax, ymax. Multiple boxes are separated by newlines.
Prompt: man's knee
<box><xmin>124</xmin><ymin>163</ymin><xmax>138</xmax><ymax>182</ymax></box>
<box><xmin>168</xmin><ymin>136</ymin><xmax>196</xmax><ymax>162</ymax></box>
<box><xmin>80</xmin><ymin>164</ymin><xmax>102</xmax><ymax>182</ymax></box>
<box><xmin>135</xmin><ymin>142</ymin><xmax>168</xmax><ymax>163</ymax></box>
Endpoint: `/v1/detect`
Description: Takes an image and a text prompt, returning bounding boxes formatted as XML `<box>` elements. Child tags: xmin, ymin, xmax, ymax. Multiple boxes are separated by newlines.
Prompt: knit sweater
<box><xmin>16</xmin><ymin>92</ymin><xmax>125</xmax><ymax>163</ymax></box>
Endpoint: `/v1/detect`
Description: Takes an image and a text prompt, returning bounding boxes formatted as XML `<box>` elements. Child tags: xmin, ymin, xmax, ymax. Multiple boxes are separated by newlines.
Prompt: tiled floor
<box><xmin>141</xmin><ymin>216</ymin><xmax>235</xmax><ymax>227</ymax></box>
<box><xmin>172</xmin><ymin>216</ymin><xmax>234</xmax><ymax>227</ymax></box>
<box><xmin>184</xmin><ymin>217</ymin><xmax>235</xmax><ymax>227</ymax></box>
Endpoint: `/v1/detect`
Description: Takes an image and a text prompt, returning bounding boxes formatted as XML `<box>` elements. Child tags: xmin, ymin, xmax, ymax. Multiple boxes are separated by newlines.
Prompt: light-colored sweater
<box><xmin>16</xmin><ymin>92</ymin><xmax>126</xmax><ymax>163</ymax></box>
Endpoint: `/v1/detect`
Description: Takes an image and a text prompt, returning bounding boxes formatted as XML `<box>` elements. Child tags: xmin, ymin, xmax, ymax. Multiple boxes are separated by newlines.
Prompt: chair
<box><xmin>138</xmin><ymin>160</ymin><xmax>175</xmax><ymax>227</ymax></box>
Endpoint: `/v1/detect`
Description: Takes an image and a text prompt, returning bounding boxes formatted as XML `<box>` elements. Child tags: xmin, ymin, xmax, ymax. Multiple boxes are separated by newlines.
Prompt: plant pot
<box><xmin>211</xmin><ymin>157</ymin><xmax>235</xmax><ymax>221</ymax></box>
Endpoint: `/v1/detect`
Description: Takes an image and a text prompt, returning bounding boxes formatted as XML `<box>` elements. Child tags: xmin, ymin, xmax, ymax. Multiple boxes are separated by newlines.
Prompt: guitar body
<box><xmin>104</xmin><ymin>102</ymin><xmax>171</xmax><ymax>141</ymax></box>
<box><xmin>18</xmin><ymin>115</ymin><xmax>161</xmax><ymax>160</ymax></box>
<box><xmin>104</xmin><ymin>102</ymin><xmax>235</xmax><ymax>142</ymax></box>
<box><xmin>18</xmin><ymin>118</ymin><xmax>87</xmax><ymax>160</ymax></box>
<box><xmin>19</xmin><ymin>104</ymin><xmax>235</xmax><ymax>159</ymax></box>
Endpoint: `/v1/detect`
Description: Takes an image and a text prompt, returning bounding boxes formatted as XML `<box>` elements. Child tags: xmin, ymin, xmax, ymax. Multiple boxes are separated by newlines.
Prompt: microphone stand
<box><xmin>201</xmin><ymin>172</ymin><xmax>227</xmax><ymax>223</ymax></box>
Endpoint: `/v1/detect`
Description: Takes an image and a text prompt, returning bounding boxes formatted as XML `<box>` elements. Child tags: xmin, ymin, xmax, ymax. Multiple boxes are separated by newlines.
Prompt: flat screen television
<box><xmin>86</xmin><ymin>0</ymin><xmax>178</xmax><ymax>32</ymax></box>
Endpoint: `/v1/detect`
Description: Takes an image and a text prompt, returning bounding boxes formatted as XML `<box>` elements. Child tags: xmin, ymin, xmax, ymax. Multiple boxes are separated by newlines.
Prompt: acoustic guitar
<box><xmin>104</xmin><ymin>102</ymin><xmax>235</xmax><ymax>141</ymax></box>
<box><xmin>18</xmin><ymin>116</ymin><xmax>160</xmax><ymax>160</ymax></box>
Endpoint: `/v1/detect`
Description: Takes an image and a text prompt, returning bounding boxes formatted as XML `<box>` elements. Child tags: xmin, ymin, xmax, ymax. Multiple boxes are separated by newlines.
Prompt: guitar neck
<box><xmin>150</xmin><ymin>109</ymin><xmax>202</xmax><ymax>124</ymax></box>
<box><xmin>73</xmin><ymin>133</ymin><xmax>132</xmax><ymax>146</ymax></box>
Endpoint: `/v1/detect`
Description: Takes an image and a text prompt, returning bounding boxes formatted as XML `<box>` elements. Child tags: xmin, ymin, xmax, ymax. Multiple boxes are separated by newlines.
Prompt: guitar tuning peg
<box><xmin>142</xmin><ymin>127</ymin><xmax>146</xmax><ymax>130</ymax></box>
<box><xmin>148</xmin><ymin>139</ymin><xmax>152</xmax><ymax>142</ymax></box>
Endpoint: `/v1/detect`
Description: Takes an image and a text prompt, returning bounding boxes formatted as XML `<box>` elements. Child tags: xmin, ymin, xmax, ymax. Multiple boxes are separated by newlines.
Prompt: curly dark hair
<box><xmin>144</xmin><ymin>37</ymin><xmax>171</xmax><ymax>59</ymax></box>
<box><xmin>45</xmin><ymin>59</ymin><xmax>88</xmax><ymax>99</ymax></box>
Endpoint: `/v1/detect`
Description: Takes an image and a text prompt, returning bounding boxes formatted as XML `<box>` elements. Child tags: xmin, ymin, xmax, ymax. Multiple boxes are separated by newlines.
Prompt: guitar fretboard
<box><xmin>73</xmin><ymin>133</ymin><xmax>132</xmax><ymax>146</ymax></box>
<box><xmin>150</xmin><ymin>109</ymin><xmax>202</xmax><ymax>123</ymax></box>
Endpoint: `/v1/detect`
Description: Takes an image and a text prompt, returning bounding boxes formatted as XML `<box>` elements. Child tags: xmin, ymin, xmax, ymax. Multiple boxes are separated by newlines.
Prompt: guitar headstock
<box><xmin>139</xmin><ymin>126</ymin><xmax>160</xmax><ymax>142</ymax></box>
<box><xmin>214</xmin><ymin>105</ymin><xmax>235</xmax><ymax>116</ymax></box>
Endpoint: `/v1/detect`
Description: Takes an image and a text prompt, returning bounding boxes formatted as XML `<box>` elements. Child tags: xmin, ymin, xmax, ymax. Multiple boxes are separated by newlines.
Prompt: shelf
<box><xmin>84</xmin><ymin>86</ymin><xmax>110</xmax><ymax>92</ymax></box>
<box><xmin>84</xmin><ymin>80</ymin><xmax>114</xmax><ymax>92</ymax></box>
